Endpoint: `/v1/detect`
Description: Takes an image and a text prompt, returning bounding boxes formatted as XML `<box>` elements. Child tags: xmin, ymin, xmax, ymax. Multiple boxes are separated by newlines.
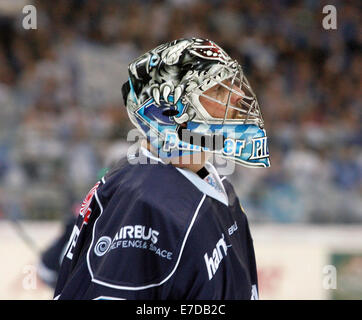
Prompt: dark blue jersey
<box><xmin>54</xmin><ymin>150</ymin><xmax>258</xmax><ymax>300</ymax></box>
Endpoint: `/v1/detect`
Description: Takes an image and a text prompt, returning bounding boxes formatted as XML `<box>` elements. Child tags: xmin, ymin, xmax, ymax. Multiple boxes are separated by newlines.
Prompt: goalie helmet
<box><xmin>122</xmin><ymin>38</ymin><xmax>270</xmax><ymax>168</ymax></box>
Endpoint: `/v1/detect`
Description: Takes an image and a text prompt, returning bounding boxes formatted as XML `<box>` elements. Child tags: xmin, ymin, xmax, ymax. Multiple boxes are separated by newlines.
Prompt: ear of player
<box><xmin>122</xmin><ymin>38</ymin><xmax>270</xmax><ymax>168</ymax></box>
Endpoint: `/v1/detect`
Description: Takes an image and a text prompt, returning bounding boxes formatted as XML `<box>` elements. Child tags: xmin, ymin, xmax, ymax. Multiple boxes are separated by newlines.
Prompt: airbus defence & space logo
<box><xmin>112</xmin><ymin>225</ymin><xmax>159</xmax><ymax>244</ymax></box>
<box><xmin>94</xmin><ymin>225</ymin><xmax>173</xmax><ymax>260</ymax></box>
<box><xmin>94</xmin><ymin>236</ymin><xmax>112</xmax><ymax>257</ymax></box>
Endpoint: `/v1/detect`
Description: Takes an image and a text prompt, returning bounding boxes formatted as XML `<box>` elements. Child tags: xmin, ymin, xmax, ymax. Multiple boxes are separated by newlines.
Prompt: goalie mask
<box><xmin>122</xmin><ymin>38</ymin><xmax>270</xmax><ymax>168</ymax></box>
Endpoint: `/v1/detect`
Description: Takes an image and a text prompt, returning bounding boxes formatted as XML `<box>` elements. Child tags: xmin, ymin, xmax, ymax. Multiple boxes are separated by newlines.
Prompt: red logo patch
<box><xmin>79</xmin><ymin>181</ymin><xmax>100</xmax><ymax>226</ymax></box>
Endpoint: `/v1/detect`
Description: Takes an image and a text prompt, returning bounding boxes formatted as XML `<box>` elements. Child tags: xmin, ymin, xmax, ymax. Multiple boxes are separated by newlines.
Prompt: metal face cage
<box><xmin>185</xmin><ymin>64</ymin><xmax>264</xmax><ymax>128</ymax></box>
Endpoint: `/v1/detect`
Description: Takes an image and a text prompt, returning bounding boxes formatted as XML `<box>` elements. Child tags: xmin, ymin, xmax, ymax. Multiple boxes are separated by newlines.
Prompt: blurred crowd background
<box><xmin>0</xmin><ymin>0</ymin><xmax>360</xmax><ymax>224</ymax></box>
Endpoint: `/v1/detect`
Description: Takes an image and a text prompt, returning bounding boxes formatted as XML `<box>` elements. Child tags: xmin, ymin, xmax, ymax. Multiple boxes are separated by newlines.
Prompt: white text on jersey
<box><xmin>204</xmin><ymin>233</ymin><xmax>228</xmax><ymax>280</ymax></box>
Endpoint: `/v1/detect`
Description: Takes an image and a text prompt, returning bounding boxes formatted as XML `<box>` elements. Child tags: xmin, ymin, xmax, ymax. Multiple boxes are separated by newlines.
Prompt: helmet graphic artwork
<box><xmin>122</xmin><ymin>38</ymin><xmax>270</xmax><ymax>168</ymax></box>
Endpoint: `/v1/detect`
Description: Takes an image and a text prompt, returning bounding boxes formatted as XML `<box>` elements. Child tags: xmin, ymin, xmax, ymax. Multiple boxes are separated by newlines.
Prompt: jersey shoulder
<box><xmin>86</xmin><ymin>160</ymin><xmax>207</xmax><ymax>289</ymax></box>
<box><xmin>100</xmin><ymin>159</ymin><xmax>204</xmax><ymax>218</ymax></box>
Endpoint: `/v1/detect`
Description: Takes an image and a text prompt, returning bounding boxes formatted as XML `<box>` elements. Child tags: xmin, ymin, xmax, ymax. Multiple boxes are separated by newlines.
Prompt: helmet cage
<box><xmin>184</xmin><ymin>63</ymin><xmax>264</xmax><ymax>128</ymax></box>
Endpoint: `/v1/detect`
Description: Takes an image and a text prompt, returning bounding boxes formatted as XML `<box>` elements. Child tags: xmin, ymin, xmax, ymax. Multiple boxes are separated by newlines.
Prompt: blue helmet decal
<box><xmin>163</xmin><ymin>123</ymin><xmax>270</xmax><ymax>168</ymax></box>
<box><xmin>134</xmin><ymin>96</ymin><xmax>270</xmax><ymax>168</ymax></box>
<box><xmin>136</xmin><ymin>96</ymin><xmax>184</xmax><ymax>128</ymax></box>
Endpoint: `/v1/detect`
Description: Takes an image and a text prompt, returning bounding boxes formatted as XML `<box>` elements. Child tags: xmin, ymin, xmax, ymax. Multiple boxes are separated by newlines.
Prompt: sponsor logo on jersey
<box><xmin>204</xmin><ymin>233</ymin><xmax>229</xmax><ymax>280</ymax></box>
<box><xmin>79</xmin><ymin>181</ymin><xmax>101</xmax><ymax>227</ymax></box>
<box><xmin>112</xmin><ymin>225</ymin><xmax>159</xmax><ymax>244</ymax></box>
<box><xmin>228</xmin><ymin>221</ymin><xmax>238</xmax><ymax>236</ymax></box>
<box><xmin>93</xmin><ymin>225</ymin><xmax>173</xmax><ymax>260</ymax></box>
<box><xmin>94</xmin><ymin>236</ymin><xmax>112</xmax><ymax>257</ymax></box>
<box><xmin>202</xmin><ymin>222</ymin><xmax>237</xmax><ymax>278</ymax></box>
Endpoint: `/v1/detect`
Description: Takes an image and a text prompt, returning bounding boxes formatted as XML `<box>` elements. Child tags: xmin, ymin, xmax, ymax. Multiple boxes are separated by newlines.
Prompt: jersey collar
<box><xmin>139</xmin><ymin>147</ymin><xmax>229</xmax><ymax>206</ymax></box>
